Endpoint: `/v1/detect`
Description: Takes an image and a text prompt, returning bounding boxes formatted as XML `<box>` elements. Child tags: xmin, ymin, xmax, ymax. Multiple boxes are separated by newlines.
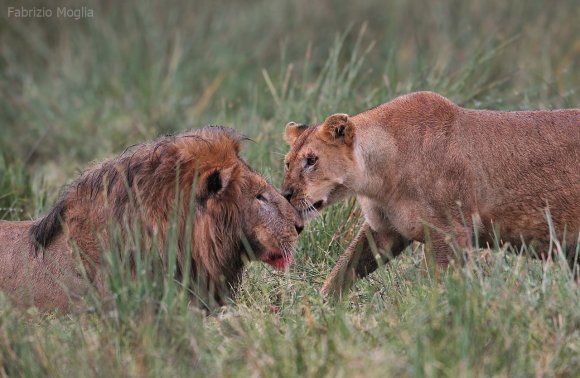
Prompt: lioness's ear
<box><xmin>205</xmin><ymin>166</ymin><xmax>235</xmax><ymax>195</ymax></box>
<box><xmin>320</xmin><ymin>113</ymin><xmax>354</xmax><ymax>145</ymax></box>
<box><xmin>284</xmin><ymin>122</ymin><xmax>308</xmax><ymax>145</ymax></box>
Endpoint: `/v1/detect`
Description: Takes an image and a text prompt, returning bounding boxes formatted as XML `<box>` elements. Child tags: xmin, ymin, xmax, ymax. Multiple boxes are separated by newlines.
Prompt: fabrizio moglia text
<box><xmin>7</xmin><ymin>6</ymin><xmax>94</xmax><ymax>20</ymax></box>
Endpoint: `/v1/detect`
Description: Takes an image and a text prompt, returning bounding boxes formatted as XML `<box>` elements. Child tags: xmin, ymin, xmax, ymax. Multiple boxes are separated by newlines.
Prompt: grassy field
<box><xmin>1</xmin><ymin>0</ymin><xmax>579</xmax><ymax>376</ymax></box>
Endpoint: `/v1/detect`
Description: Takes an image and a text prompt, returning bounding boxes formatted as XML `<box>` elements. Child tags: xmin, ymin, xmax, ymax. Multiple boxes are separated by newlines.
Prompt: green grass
<box><xmin>0</xmin><ymin>155</ymin><xmax>34</xmax><ymax>220</ymax></box>
<box><xmin>1</xmin><ymin>0</ymin><xmax>579</xmax><ymax>376</ymax></box>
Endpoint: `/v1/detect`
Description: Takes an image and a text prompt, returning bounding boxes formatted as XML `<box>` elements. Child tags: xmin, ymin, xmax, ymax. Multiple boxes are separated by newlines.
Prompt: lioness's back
<box><xmin>456</xmin><ymin>107</ymin><xmax>579</xmax><ymax>173</ymax></box>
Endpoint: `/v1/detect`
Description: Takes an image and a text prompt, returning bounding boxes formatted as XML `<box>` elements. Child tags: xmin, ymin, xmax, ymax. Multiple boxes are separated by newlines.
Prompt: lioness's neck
<box><xmin>345</xmin><ymin>92</ymin><xmax>458</xmax><ymax>199</ymax></box>
<box><xmin>348</xmin><ymin>110</ymin><xmax>398</xmax><ymax>199</ymax></box>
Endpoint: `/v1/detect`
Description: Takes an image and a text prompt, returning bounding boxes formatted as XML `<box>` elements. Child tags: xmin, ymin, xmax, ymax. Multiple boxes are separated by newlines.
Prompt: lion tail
<box><xmin>29</xmin><ymin>198</ymin><xmax>66</xmax><ymax>255</ymax></box>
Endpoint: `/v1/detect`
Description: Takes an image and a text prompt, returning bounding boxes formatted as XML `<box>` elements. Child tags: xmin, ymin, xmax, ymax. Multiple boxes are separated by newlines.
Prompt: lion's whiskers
<box><xmin>277</xmin><ymin>240</ymin><xmax>296</xmax><ymax>265</ymax></box>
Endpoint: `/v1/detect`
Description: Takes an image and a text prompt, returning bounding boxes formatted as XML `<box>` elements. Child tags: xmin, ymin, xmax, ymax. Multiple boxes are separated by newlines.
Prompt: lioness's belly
<box><xmin>359</xmin><ymin>190</ymin><xmax>579</xmax><ymax>252</ymax></box>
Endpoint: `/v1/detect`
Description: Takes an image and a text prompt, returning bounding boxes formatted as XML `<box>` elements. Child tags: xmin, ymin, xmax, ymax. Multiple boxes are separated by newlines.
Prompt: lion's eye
<box><xmin>305</xmin><ymin>155</ymin><xmax>318</xmax><ymax>166</ymax></box>
<box><xmin>256</xmin><ymin>193</ymin><xmax>266</xmax><ymax>201</ymax></box>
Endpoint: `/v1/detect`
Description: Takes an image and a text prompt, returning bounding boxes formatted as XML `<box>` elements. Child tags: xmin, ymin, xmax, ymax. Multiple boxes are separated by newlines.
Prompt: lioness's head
<box><xmin>281</xmin><ymin>114</ymin><xmax>356</xmax><ymax>220</ymax></box>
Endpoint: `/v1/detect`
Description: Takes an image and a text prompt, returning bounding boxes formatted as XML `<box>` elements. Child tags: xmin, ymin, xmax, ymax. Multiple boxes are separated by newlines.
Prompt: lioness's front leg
<box><xmin>320</xmin><ymin>222</ymin><xmax>408</xmax><ymax>298</ymax></box>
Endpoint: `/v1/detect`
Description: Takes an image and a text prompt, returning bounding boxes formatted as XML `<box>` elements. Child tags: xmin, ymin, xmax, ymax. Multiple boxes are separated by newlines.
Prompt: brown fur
<box><xmin>282</xmin><ymin>91</ymin><xmax>580</xmax><ymax>297</ymax></box>
<box><xmin>0</xmin><ymin>126</ymin><xmax>301</xmax><ymax>311</ymax></box>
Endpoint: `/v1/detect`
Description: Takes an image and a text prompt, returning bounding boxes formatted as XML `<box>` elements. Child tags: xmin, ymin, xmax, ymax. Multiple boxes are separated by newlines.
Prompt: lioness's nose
<box><xmin>282</xmin><ymin>188</ymin><xmax>294</xmax><ymax>202</ymax></box>
<box><xmin>295</xmin><ymin>223</ymin><xmax>304</xmax><ymax>235</ymax></box>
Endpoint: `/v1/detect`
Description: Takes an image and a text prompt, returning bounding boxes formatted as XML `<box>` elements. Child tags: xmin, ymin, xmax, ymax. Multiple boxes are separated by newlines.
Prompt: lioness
<box><xmin>281</xmin><ymin>91</ymin><xmax>580</xmax><ymax>297</ymax></box>
<box><xmin>0</xmin><ymin>126</ymin><xmax>302</xmax><ymax>311</ymax></box>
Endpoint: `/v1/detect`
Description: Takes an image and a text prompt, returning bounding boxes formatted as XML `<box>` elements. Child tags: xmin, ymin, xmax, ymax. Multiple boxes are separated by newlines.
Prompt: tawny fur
<box><xmin>282</xmin><ymin>91</ymin><xmax>580</xmax><ymax>297</ymax></box>
<box><xmin>0</xmin><ymin>127</ymin><xmax>300</xmax><ymax>311</ymax></box>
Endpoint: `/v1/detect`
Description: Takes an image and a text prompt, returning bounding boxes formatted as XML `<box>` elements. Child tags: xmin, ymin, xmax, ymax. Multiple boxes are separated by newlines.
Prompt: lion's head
<box><xmin>281</xmin><ymin>114</ymin><xmax>357</xmax><ymax>220</ymax></box>
<box><xmin>30</xmin><ymin>126</ymin><xmax>302</xmax><ymax>305</ymax></box>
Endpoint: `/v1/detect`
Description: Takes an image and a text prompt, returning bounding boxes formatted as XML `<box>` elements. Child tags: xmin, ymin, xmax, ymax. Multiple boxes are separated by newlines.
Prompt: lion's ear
<box><xmin>205</xmin><ymin>166</ymin><xmax>235</xmax><ymax>196</ymax></box>
<box><xmin>319</xmin><ymin>113</ymin><xmax>354</xmax><ymax>145</ymax></box>
<box><xmin>284</xmin><ymin>122</ymin><xmax>308</xmax><ymax>145</ymax></box>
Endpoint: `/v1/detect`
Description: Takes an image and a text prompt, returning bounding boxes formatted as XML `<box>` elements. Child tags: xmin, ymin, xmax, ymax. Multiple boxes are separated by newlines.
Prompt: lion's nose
<box><xmin>295</xmin><ymin>223</ymin><xmax>304</xmax><ymax>235</ymax></box>
<box><xmin>282</xmin><ymin>188</ymin><xmax>294</xmax><ymax>202</ymax></box>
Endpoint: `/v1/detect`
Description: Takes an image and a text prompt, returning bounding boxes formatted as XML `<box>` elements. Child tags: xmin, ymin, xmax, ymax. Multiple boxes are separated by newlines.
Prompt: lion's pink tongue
<box><xmin>267</xmin><ymin>254</ymin><xmax>292</xmax><ymax>270</ymax></box>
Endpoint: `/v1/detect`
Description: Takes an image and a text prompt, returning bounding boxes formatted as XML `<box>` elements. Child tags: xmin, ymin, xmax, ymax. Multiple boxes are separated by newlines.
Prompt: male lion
<box><xmin>281</xmin><ymin>91</ymin><xmax>580</xmax><ymax>297</ymax></box>
<box><xmin>0</xmin><ymin>126</ymin><xmax>302</xmax><ymax>311</ymax></box>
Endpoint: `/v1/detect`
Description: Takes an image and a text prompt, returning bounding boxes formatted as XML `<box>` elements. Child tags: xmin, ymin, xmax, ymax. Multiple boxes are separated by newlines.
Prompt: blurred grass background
<box><xmin>0</xmin><ymin>0</ymin><xmax>579</xmax><ymax>376</ymax></box>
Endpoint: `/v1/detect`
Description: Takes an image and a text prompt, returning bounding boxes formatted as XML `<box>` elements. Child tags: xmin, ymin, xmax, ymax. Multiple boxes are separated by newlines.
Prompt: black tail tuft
<box><xmin>29</xmin><ymin>199</ymin><xmax>66</xmax><ymax>255</ymax></box>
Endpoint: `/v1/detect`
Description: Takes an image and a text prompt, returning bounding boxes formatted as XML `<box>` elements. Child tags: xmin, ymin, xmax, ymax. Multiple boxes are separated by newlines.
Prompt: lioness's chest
<box><xmin>358</xmin><ymin>196</ymin><xmax>426</xmax><ymax>241</ymax></box>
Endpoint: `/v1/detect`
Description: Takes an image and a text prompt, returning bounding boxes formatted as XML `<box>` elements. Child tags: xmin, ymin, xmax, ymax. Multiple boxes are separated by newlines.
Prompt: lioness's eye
<box><xmin>256</xmin><ymin>193</ymin><xmax>266</xmax><ymax>201</ymax></box>
<box><xmin>284</xmin><ymin>161</ymin><xmax>289</xmax><ymax>171</ymax></box>
<box><xmin>306</xmin><ymin>155</ymin><xmax>318</xmax><ymax>166</ymax></box>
